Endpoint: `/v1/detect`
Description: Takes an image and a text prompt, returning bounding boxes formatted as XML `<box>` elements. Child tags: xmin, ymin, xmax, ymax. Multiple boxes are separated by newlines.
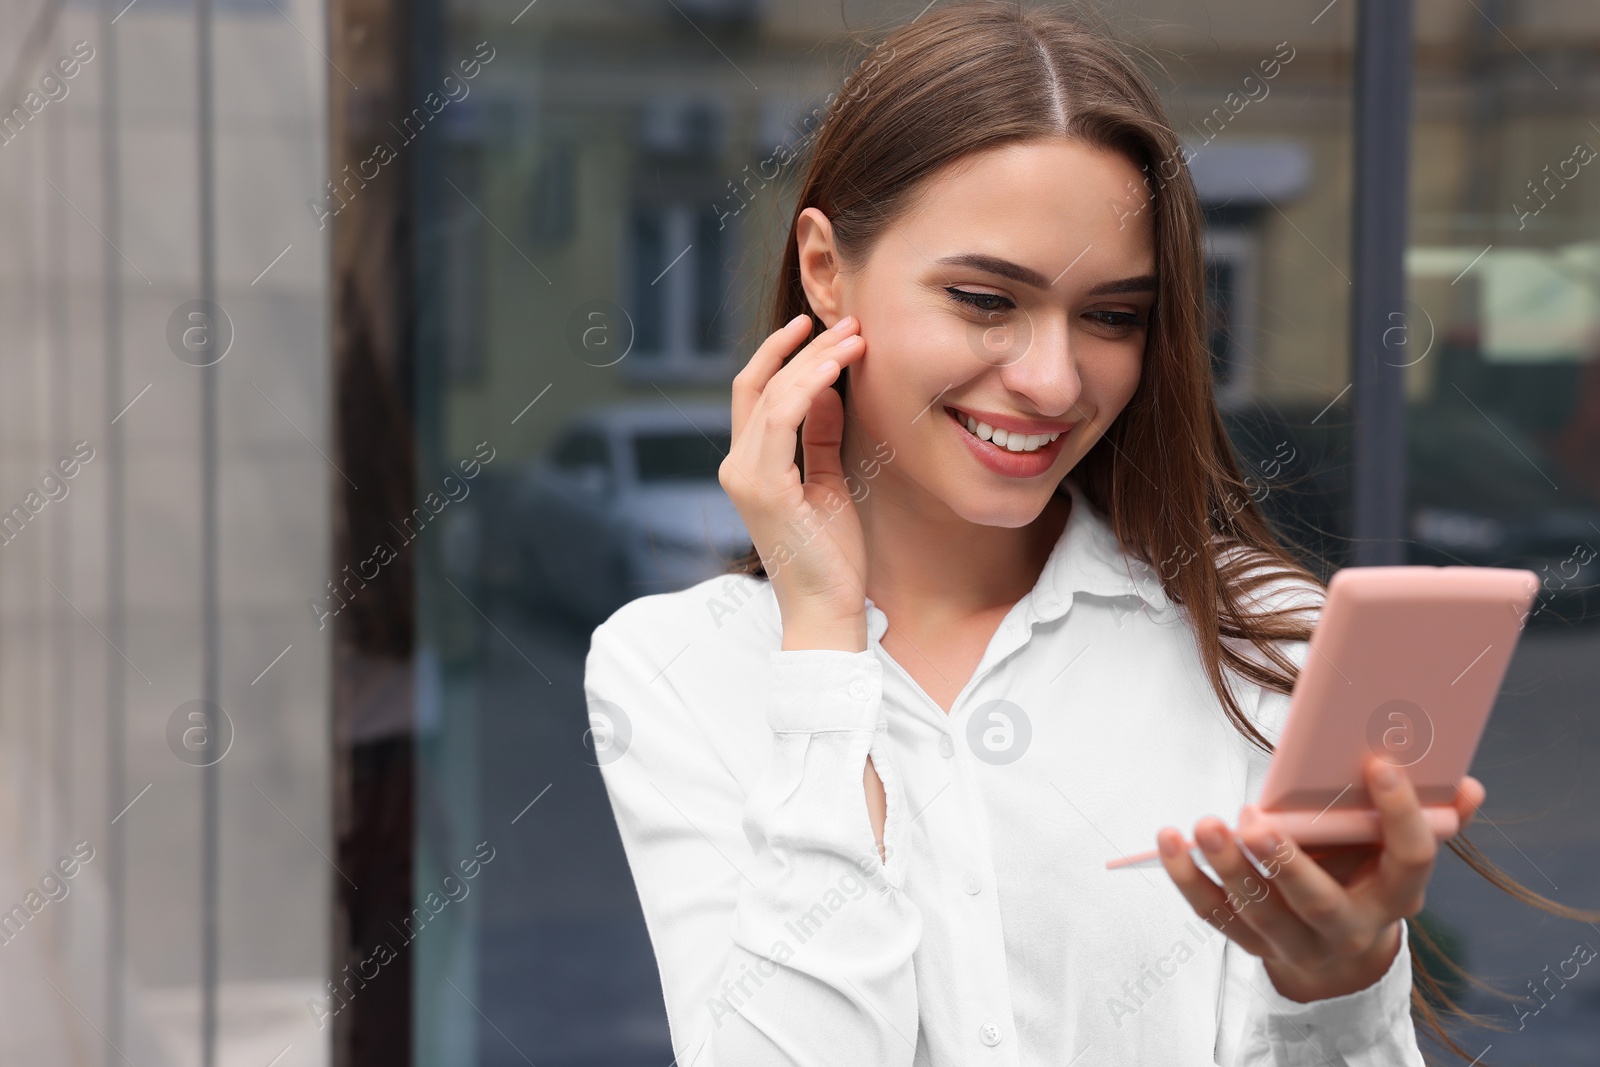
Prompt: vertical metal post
<box><xmin>1350</xmin><ymin>0</ymin><xmax>1414</xmax><ymax>566</ymax></box>
<box><xmin>195</xmin><ymin>0</ymin><xmax>220</xmax><ymax>1058</ymax></box>
<box><xmin>46</xmin><ymin>28</ymin><xmax>70</xmax><ymax>870</ymax></box>
<box><xmin>99</xmin><ymin>0</ymin><xmax>127</xmax><ymax>1058</ymax></box>
<box><xmin>46</xmin><ymin>22</ymin><xmax>74</xmax><ymax>876</ymax></box>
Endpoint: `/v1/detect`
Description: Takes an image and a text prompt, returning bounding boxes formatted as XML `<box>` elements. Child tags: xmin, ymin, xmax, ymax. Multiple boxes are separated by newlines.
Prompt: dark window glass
<box><xmin>553</xmin><ymin>430</ymin><xmax>608</xmax><ymax>470</ymax></box>
<box><xmin>632</xmin><ymin>209</ymin><xmax>664</xmax><ymax>353</ymax></box>
<box><xmin>1205</xmin><ymin>257</ymin><xmax>1237</xmax><ymax>391</ymax></box>
<box><xmin>695</xmin><ymin>206</ymin><xmax>728</xmax><ymax>353</ymax></box>
<box><xmin>631</xmin><ymin>431</ymin><xmax>730</xmax><ymax>482</ymax></box>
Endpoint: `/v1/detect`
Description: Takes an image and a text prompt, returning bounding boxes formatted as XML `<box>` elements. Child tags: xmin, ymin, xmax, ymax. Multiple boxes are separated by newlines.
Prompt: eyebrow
<box><xmin>935</xmin><ymin>252</ymin><xmax>1158</xmax><ymax>296</ymax></box>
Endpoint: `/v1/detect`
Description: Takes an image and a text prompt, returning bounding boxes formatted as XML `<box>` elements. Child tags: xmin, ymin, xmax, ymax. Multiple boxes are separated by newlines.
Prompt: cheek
<box><xmin>850</xmin><ymin>314</ymin><xmax>960</xmax><ymax>421</ymax></box>
<box><xmin>1081</xmin><ymin>342</ymin><xmax>1145</xmax><ymax>411</ymax></box>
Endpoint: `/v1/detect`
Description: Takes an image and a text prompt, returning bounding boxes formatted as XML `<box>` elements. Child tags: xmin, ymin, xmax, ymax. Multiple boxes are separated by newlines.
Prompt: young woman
<box><xmin>585</xmin><ymin>4</ymin><xmax>1597</xmax><ymax>1063</ymax></box>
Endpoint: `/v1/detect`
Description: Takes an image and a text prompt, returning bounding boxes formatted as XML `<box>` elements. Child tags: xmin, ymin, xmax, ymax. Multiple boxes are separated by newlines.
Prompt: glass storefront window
<box><xmin>5</xmin><ymin>3</ymin><xmax>1596</xmax><ymax>1064</ymax></box>
<box><xmin>407</xmin><ymin>8</ymin><xmax>1367</xmax><ymax>1066</ymax></box>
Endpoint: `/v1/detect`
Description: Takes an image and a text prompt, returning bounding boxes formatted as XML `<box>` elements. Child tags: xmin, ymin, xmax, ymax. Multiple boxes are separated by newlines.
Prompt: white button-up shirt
<box><xmin>585</xmin><ymin>479</ymin><xmax>1422</xmax><ymax>1066</ymax></box>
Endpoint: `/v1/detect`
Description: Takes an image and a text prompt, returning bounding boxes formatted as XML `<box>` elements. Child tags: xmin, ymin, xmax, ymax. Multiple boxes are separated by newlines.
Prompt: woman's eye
<box><xmin>1086</xmin><ymin>310</ymin><xmax>1149</xmax><ymax>332</ymax></box>
<box><xmin>941</xmin><ymin>289</ymin><xmax>1149</xmax><ymax>331</ymax></box>
<box><xmin>944</xmin><ymin>287</ymin><xmax>1013</xmax><ymax>314</ymax></box>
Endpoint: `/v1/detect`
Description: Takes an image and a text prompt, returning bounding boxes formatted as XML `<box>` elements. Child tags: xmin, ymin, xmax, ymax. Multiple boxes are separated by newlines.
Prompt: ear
<box><xmin>796</xmin><ymin>207</ymin><xmax>848</xmax><ymax>329</ymax></box>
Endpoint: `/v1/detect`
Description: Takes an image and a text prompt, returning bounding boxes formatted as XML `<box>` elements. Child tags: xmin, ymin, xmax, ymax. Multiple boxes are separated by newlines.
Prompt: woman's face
<box><xmin>798</xmin><ymin>137</ymin><xmax>1157</xmax><ymax>529</ymax></box>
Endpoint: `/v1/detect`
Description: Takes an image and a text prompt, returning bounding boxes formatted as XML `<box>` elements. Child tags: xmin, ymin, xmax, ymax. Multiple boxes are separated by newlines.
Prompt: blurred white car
<box><xmin>513</xmin><ymin>400</ymin><xmax>750</xmax><ymax>625</ymax></box>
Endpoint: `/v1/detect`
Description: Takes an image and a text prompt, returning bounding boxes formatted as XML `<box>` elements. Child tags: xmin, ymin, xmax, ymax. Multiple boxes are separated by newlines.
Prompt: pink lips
<box><xmin>946</xmin><ymin>405</ymin><xmax>1071</xmax><ymax>478</ymax></box>
<box><xmin>943</xmin><ymin>404</ymin><xmax>1075</xmax><ymax>437</ymax></box>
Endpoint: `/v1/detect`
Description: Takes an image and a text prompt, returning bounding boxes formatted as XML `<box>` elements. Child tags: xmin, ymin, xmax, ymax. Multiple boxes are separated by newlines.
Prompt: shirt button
<box><xmin>962</xmin><ymin>871</ymin><xmax>982</xmax><ymax>895</ymax></box>
<box><xmin>847</xmin><ymin>678</ymin><xmax>871</xmax><ymax>701</ymax></box>
<box><xmin>938</xmin><ymin>734</ymin><xmax>954</xmax><ymax>758</ymax></box>
<box><xmin>978</xmin><ymin>1021</ymin><xmax>1002</xmax><ymax>1046</ymax></box>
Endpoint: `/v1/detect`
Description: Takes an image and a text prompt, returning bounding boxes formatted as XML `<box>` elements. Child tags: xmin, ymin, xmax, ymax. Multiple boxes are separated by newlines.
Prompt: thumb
<box><xmin>1454</xmin><ymin>775</ymin><xmax>1486</xmax><ymax>831</ymax></box>
<box><xmin>799</xmin><ymin>382</ymin><xmax>847</xmax><ymax>491</ymax></box>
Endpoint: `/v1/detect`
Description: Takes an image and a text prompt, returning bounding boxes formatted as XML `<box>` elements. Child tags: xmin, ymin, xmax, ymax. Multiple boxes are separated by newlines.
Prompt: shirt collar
<box><xmin>1035</xmin><ymin>478</ymin><xmax>1172</xmax><ymax>622</ymax></box>
<box><xmin>861</xmin><ymin>478</ymin><xmax>1173</xmax><ymax>642</ymax></box>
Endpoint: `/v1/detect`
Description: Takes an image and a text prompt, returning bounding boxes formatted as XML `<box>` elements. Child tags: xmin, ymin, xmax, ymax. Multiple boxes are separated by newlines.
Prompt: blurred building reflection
<box><xmin>0</xmin><ymin>1</ymin><xmax>1596</xmax><ymax>1065</ymax></box>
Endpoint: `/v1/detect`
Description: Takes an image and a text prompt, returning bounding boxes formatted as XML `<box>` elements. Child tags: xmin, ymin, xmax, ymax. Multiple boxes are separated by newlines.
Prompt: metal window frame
<box><xmin>1349</xmin><ymin>0</ymin><xmax>1413</xmax><ymax>565</ymax></box>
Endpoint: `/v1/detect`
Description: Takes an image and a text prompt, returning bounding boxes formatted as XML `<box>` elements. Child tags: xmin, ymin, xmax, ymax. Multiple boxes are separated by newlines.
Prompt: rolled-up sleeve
<box><xmin>585</xmin><ymin>618</ymin><xmax>923</xmax><ymax>1067</ymax></box>
<box><xmin>1218</xmin><ymin>914</ymin><xmax>1423</xmax><ymax>1066</ymax></box>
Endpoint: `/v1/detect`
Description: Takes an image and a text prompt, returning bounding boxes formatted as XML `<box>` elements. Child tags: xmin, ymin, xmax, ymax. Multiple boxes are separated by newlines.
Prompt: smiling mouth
<box><xmin>944</xmin><ymin>406</ymin><xmax>1066</xmax><ymax>454</ymax></box>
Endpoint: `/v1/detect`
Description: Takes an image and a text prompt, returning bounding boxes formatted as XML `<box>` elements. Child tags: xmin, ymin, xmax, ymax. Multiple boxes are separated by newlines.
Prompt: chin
<box><xmin>943</xmin><ymin>485</ymin><xmax>1057</xmax><ymax>529</ymax></box>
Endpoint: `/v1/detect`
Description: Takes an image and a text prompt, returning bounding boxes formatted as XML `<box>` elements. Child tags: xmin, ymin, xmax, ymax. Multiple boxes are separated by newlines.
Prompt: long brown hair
<box><xmin>722</xmin><ymin>2</ymin><xmax>1600</xmax><ymax>1060</ymax></box>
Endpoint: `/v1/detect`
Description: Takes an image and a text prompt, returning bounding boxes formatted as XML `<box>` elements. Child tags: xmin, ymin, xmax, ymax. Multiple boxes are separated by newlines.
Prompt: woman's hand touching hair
<box><xmin>720</xmin><ymin>312</ymin><xmax>871</xmax><ymax>652</ymax></box>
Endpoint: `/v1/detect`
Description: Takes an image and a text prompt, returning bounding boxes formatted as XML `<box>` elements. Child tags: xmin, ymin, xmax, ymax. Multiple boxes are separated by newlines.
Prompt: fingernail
<box><xmin>1158</xmin><ymin>832</ymin><xmax>1178</xmax><ymax>859</ymax></box>
<box><xmin>1196</xmin><ymin>826</ymin><xmax>1225</xmax><ymax>852</ymax></box>
<box><xmin>790</xmin><ymin>312</ymin><xmax>810</xmax><ymax>328</ymax></box>
<box><xmin>836</xmin><ymin>335</ymin><xmax>862</xmax><ymax>350</ymax></box>
<box><xmin>834</xmin><ymin>314</ymin><xmax>855</xmax><ymax>331</ymax></box>
<box><xmin>1373</xmin><ymin>762</ymin><xmax>1398</xmax><ymax>789</ymax></box>
<box><xmin>816</xmin><ymin>358</ymin><xmax>839</xmax><ymax>377</ymax></box>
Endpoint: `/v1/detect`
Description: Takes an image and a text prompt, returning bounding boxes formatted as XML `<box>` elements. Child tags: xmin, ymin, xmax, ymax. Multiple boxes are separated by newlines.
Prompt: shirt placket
<box><xmin>949</xmin><ymin>610</ymin><xmax>1036</xmax><ymax>1065</ymax></box>
<box><xmin>878</xmin><ymin>602</ymin><xmax>1036</xmax><ymax>1066</ymax></box>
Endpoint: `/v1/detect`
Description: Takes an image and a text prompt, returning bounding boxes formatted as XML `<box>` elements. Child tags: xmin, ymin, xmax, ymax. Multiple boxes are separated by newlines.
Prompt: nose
<box><xmin>994</xmin><ymin>312</ymin><xmax>1081</xmax><ymax>419</ymax></box>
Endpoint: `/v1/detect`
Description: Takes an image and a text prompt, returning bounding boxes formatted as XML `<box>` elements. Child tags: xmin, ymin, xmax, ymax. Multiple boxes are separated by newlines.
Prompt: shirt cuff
<box><xmin>766</xmin><ymin>649</ymin><xmax>883</xmax><ymax>733</ymax></box>
<box><xmin>1252</xmin><ymin>919</ymin><xmax>1416</xmax><ymax>1057</ymax></box>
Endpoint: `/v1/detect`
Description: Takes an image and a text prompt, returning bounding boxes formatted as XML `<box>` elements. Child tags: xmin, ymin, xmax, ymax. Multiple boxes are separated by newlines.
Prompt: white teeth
<box><xmin>956</xmin><ymin>410</ymin><xmax>1060</xmax><ymax>453</ymax></box>
<box><xmin>967</xmin><ymin>416</ymin><xmax>993</xmax><ymax>441</ymax></box>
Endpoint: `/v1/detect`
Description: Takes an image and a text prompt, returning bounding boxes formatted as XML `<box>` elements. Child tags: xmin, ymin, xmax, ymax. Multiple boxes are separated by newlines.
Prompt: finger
<box><xmin>800</xmin><ymin>376</ymin><xmax>847</xmax><ymax>490</ymax></box>
<box><xmin>1156</xmin><ymin>822</ymin><xmax>1273</xmax><ymax>957</ymax></box>
<box><xmin>732</xmin><ymin>313</ymin><xmax>814</xmax><ymax>442</ymax></box>
<box><xmin>1454</xmin><ymin>775</ymin><xmax>1486</xmax><ymax>831</ymax></box>
<box><xmin>1364</xmin><ymin>757</ymin><xmax>1434</xmax><ymax>919</ymax></box>
<box><xmin>750</xmin><ymin>332</ymin><xmax>864</xmax><ymax>493</ymax></box>
<box><xmin>1195</xmin><ymin>814</ymin><xmax>1320</xmax><ymax>962</ymax></box>
<box><xmin>721</xmin><ymin>330</ymin><xmax>863</xmax><ymax>504</ymax></box>
<box><xmin>733</xmin><ymin>314</ymin><xmax>859</xmax><ymax>444</ymax></box>
<box><xmin>1297</xmin><ymin>843</ymin><xmax>1380</xmax><ymax>886</ymax></box>
<box><xmin>1234</xmin><ymin>807</ymin><xmax>1371</xmax><ymax>957</ymax></box>
<box><xmin>761</xmin><ymin>317</ymin><xmax>863</xmax><ymax>415</ymax></box>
